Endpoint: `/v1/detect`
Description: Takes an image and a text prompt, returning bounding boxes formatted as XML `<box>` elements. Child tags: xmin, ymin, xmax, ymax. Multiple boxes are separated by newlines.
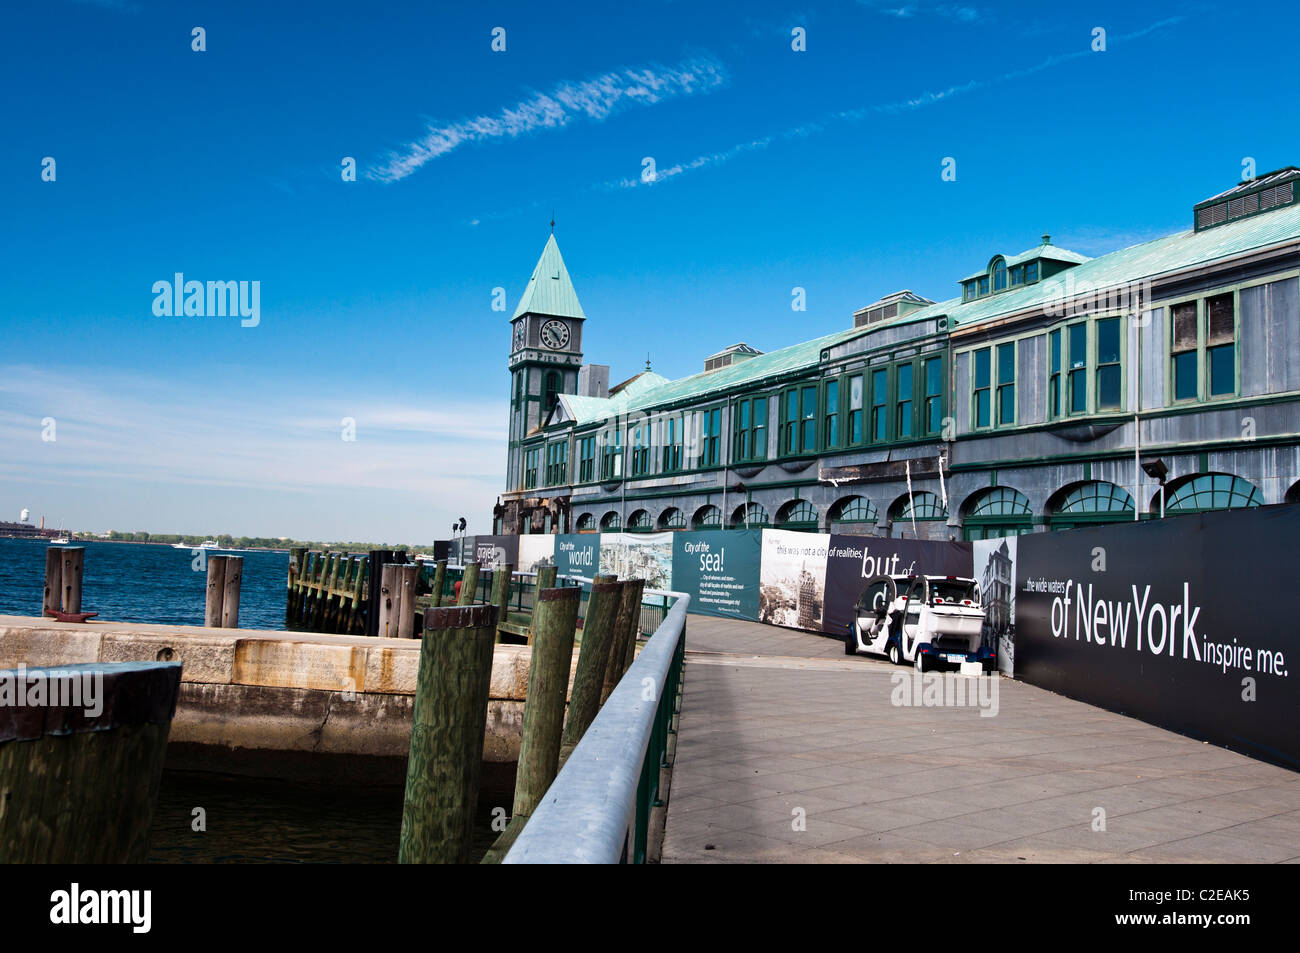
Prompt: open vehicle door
<box><xmin>853</xmin><ymin>574</ymin><xmax>898</xmax><ymax>655</ymax></box>
<box><xmin>898</xmin><ymin>576</ymin><xmax>928</xmax><ymax>661</ymax></box>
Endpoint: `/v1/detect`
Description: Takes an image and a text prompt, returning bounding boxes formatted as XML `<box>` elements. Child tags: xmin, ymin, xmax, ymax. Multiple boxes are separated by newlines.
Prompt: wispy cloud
<box><xmin>601</xmin><ymin>16</ymin><xmax>1184</xmax><ymax>193</ymax></box>
<box><xmin>368</xmin><ymin>56</ymin><xmax>729</xmax><ymax>183</ymax></box>
<box><xmin>865</xmin><ymin>3</ymin><xmax>984</xmax><ymax>23</ymax></box>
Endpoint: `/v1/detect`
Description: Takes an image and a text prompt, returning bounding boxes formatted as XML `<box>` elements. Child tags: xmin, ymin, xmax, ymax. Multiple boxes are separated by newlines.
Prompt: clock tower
<box><xmin>506</xmin><ymin>233</ymin><xmax>586</xmax><ymax>490</ymax></box>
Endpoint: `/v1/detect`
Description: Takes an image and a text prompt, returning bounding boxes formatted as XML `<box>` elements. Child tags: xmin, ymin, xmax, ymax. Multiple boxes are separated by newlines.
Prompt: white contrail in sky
<box><xmin>369</xmin><ymin>56</ymin><xmax>729</xmax><ymax>183</ymax></box>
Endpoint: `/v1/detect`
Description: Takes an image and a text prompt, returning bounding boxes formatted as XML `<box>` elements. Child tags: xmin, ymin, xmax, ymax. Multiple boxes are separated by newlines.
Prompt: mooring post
<box><xmin>42</xmin><ymin>547</ymin><xmax>64</xmax><ymax>615</ymax></box>
<box><xmin>378</xmin><ymin>563</ymin><xmax>401</xmax><ymax>638</ymax></box>
<box><xmin>398</xmin><ymin>604</ymin><xmax>499</xmax><ymax>864</ymax></box>
<box><xmin>528</xmin><ymin>565</ymin><xmax>559</xmax><ymax>644</ymax></box>
<box><xmin>601</xmin><ymin>577</ymin><xmax>646</xmax><ymax>704</ymax></box>
<box><xmin>430</xmin><ymin>559</ymin><xmax>447</xmax><ymax>608</ymax></box>
<box><xmin>513</xmin><ymin>586</ymin><xmax>580</xmax><ymax>816</ymax></box>
<box><xmin>60</xmin><ymin>547</ymin><xmax>85</xmax><ymax>616</ymax></box>
<box><xmin>348</xmin><ymin>555</ymin><xmax>368</xmax><ymax>634</ymax></box>
<box><xmin>620</xmin><ymin>578</ymin><xmax>647</xmax><ymax>673</ymax></box>
<box><xmin>488</xmin><ymin>563</ymin><xmax>514</xmax><ymax>642</ymax></box>
<box><xmin>221</xmin><ymin>555</ymin><xmax>243</xmax><ymax>629</ymax></box>
<box><xmin>397</xmin><ymin>564</ymin><xmax>419</xmax><ymax>639</ymax></box>
<box><xmin>0</xmin><ymin>660</ymin><xmax>182</xmax><ymax>863</ymax></box>
<box><xmin>560</xmin><ymin>575</ymin><xmax>621</xmax><ymax>756</ymax></box>
<box><xmin>204</xmin><ymin>555</ymin><xmax>228</xmax><ymax>627</ymax></box>
<box><xmin>456</xmin><ymin>561</ymin><xmax>480</xmax><ymax>606</ymax></box>
<box><xmin>287</xmin><ymin>547</ymin><xmax>305</xmax><ymax>627</ymax></box>
<box><xmin>481</xmin><ymin>585</ymin><xmax>580</xmax><ymax>863</ymax></box>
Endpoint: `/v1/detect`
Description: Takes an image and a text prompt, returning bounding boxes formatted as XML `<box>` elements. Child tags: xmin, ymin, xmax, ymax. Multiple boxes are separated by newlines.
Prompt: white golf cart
<box><xmin>845</xmin><ymin>574</ymin><xmax>993</xmax><ymax>672</ymax></box>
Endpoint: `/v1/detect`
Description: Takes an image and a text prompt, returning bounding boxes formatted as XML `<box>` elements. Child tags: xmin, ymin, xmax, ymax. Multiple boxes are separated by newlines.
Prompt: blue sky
<box><xmin>2</xmin><ymin>0</ymin><xmax>1296</xmax><ymax>542</ymax></box>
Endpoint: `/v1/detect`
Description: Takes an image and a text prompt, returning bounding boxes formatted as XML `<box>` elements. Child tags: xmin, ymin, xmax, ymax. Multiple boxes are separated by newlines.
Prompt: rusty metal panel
<box><xmin>1140</xmin><ymin>306</ymin><xmax>1166</xmax><ymax>411</ymax></box>
<box><xmin>1018</xmin><ymin>333</ymin><xmax>1046</xmax><ymax>425</ymax></box>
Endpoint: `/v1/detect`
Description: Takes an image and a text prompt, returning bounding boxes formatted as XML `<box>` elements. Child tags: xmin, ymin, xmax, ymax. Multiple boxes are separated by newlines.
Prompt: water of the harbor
<box><xmin>147</xmin><ymin>772</ymin><xmax>501</xmax><ymax>863</ymax></box>
<box><xmin>0</xmin><ymin>537</ymin><xmax>290</xmax><ymax>629</ymax></box>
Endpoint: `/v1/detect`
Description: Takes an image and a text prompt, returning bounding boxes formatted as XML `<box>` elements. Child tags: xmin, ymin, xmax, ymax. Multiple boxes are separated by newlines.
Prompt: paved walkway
<box><xmin>662</xmin><ymin>616</ymin><xmax>1300</xmax><ymax>863</ymax></box>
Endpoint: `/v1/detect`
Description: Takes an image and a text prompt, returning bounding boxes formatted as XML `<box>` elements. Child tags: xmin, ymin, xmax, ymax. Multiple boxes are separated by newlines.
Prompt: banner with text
<box><xmin>599</xmin><ymin>532</ymin><xmax>674</xmax><ymax>591</ymax></box>
<box><xmin>822</xmin><ymin>536</ymin><xmax>974</xmax><ymax>637</ymax></box>
<box><xmin>554</xmin><ymin>534</ymin><xmax>601</xmax><ymax>579</ymax></box>
<box><xmin>1014</xmin><ymin>505</ymin><xmax>1300</xmax><ymax>770</ymax></box>
<box><xmin>474</xmin><ymin>535</ymin><xmax>520</xmax><ymax>570</ymax></box>
<box><xmin>671</xmin><ymin>530</ymin><xmax>761</xmax><ymax>620</ymax></box>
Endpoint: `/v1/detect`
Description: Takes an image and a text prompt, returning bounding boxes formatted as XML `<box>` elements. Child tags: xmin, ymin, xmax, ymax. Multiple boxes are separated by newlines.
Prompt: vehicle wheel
<box><xmin>887</xmin><ymin>641</ymin><xmax>901</xmax><ymax>665</ymax></box>
<box><xmin>914</xmin><ymin>650</ymin><xmax>928</xmax><ymax>673</ymax></box>
<box><xmin>844</xmin><ymin>629</ymin><xmax>856</xmax><ymax>656</ymax></box>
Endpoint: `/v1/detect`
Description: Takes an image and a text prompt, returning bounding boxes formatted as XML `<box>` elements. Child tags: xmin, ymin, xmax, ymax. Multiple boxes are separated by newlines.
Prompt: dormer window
<box><xmin>1010</xmin><ymin>266</ymin><xmax>1024</xmax><ymax>287</ymax></box>
<box><xmin>992</xmin><ymin>258</ymin><xmax>1007</xmax><ymax>291</ymax></box>
<box><xmin>978</xmin><ymin>276</ymin><xmax>989</xmax><ymax>296</ymax></box>
<box><xmin>1024</xmin><ymin>261</ymin><xmax>1039</xmax><ymax>283</ymax></box>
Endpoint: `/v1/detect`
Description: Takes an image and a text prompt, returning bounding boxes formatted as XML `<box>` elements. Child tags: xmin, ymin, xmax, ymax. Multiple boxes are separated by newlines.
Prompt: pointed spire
<box><xmin>512</xmin><ymin>233</ymin><xmax>586</xmax><ymax>320</ymax></box>
<box><xmin>645</xmin><ymin>353</ymin><xmax>652</xmax><ymax>372</ymax></box>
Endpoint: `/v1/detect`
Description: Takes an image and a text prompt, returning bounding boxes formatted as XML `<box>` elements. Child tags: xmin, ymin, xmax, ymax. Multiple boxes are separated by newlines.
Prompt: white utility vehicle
<box><xmin>845</xmin><ymin>574</ymin><xmax>993</xmax><ymax>672</ymax></box>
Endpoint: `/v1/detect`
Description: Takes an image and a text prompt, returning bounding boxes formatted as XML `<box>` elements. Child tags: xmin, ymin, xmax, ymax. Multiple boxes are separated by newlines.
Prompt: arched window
<box><xmin>1048</xmin><ymin>481</ymin><xmax>1134</xmax><ymax>530</ymax></box>
<box><xmin>1287</xmin><ymin>479</ymin><xmax>1300</xmax><ymax>504</ymax></box>
<box><xmin>890</xmin><ymin>491</ymin><xmax>947</xmax><ymax>522</ymax></box>
<box><xmin>829</xmin><ymin>496</ymin><xmax>878</xmax><ymax>523</ymax></box>
<box><xmin>692</xmin><ymin>505</ymin><xmax>723</xmax><ymax>530</ymax></box>
<box><xmin>658</xmin><ymin>507</ymin><xmax>686</xmax><ymax>530</ymax></box>
<box><xmin>575</xmin><ymin>513</ymin><xmax>595</xmax><ymax>533</ymax></box>
<box><xmin>544</xmin><ymin>371</ymin><xmax>561</xmax><ymax>417</ymax></box>
<box><xmin>991</xmin><ymin>257</ymin><xmax>1007</xmax><ymax>292</ymax></box>
<box><xmin>628</xmin><ymin>509</ymin><xmax>653</xmax><ymax>532</ymax></box>
<box><xmin>730</xmin><ymin>502</ymin><xmax>769</xmax><ymax>528</ymax></box>
<box><xmin>962</xmin><ymin>487</ymin><xmax>1032</xmax><ymax>541</ymax></box>
<box><xmin>1163</xmin><ymin>474</ymin><xmax>1262</xmax><ymax>514</ymax></box>
<box><xmin>775</xmin><ymin>499</ymin><xmax>819</xmax><ymax>530</ymax></box>
<box><xmin>600</xmin><ymin>511</ymin><xmax>621</xmax><ymax>531</ymax></box>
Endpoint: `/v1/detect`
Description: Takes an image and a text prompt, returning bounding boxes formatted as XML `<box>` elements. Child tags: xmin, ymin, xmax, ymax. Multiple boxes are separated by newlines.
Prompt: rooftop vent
<box><xmin>1194</xmin><ymin>167</ymin><xmax>1298</xmax><ymax>232</ymax></box>
<box><xmin>704</xmin><ymin>342</ymin><xmax>762</xmax><ymax>373</ymax></box>
<box><xmin>852</xmin><ymin>290</ymin><xmax>934</xmax><ymax>329</ymax></box>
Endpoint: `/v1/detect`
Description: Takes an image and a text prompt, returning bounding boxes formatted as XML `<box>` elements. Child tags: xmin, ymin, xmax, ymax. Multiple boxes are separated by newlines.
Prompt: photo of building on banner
<box><xmin>758</xmin><ymin>529</ymin><xmax>829</xmax><ymax>631</ymax></box>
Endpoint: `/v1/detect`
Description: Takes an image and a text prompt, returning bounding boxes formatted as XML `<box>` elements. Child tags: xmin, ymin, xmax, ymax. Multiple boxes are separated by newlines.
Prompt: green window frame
<box><xmin>629</xmin><ymin>422</ymin><xmax>651</xmax><ymax>476</ymax></box>
<box><xmin>701</xmin><ymin>407</ymin><xmax>721</xmax><ymax>466</ymax></box>
<box><xmin>1096</xmin><ymin>317</ymin><xmax>1122</xmax><ymax>410</ymax></box>
<box><xmin>1206</xmin><ymin>293</ymin><xmax>1236</xmax><ymax>398</ymax></box>
<box><xmin>824</xmin><ymin>380</ymin><xmax>840</xmax><ymax>448</ymax></box>
<box><xmin>972</xmin><ymin>348</ymin><xmax>991</xmax><ymax>429</ymax></box>
<box><xmin>776</xmin><ymin>499</ymin><xmax>818</xmax><ymax>530</ymax></box>
<box><xmin>1067</xmin><ymin>322</ymin><xmax>1087</xmax><ymax>414</ymax></box>
<box><xmin>1171</xmin><ymin>301</ymin><xmax>1198</xmax><ymax>402</ymax></box>
<box><xmin>1165</xmin><ymin>473</ymin><xmax>1261</xmax><ymax>512</ymax></box>
<box><xmin>848</xmin><ymin>374</ymin><xmax>864</xmax><ymax>444</ymax></box>
<box><xmin>829</xmin><ymin>496</ymin><xmax>878</xmax><ymax>524</ymax></box>
<box><xmin>922</xmin><ymin>357</ymin><xmax>943</xmax><ymax>436</ymax></box>
<box><xmin>896</xmin><ymin>363</ymin><xmax>914</xmax><ymax>438</ymax></box>
<box><xmin>524</xmin><ymin>447</ymin><xmax>539</xmax><ymax>489</ymax></box>
<box><xmin>870</xmin><ymin>369</ymin><xmax>889</xmax><ymax>443</ymax></box>
<box><xmin>545</xmin><ymin>440</ymin><xmax>569</xmax><ymax>486</ymax></box>
<box><xmin>996</xmin><ymin>342</ymin><xmax>1015</xmax><ymax>426</ymax></box>
<box><xmin>732</xmin><ymin>397</ymin><xmax>767</xmax><ymax>463</ymax></box>
<box><xmin>1048</xmin><ymin>329</ymin><xmax>1061</xmax><ymax>418</ymax></box>
<box><xmin>782</xmin><ymin>386</ymin><xmax>817</xmax><ymax>455</ymax></box>
<box><xmin>993</xmin><ymin>259</ymin><xmax>1007</xmax><ymax>291</ymax></box>
<box><xmin>599</xmin><ymin>429</ymin><xmax>622</xmax><ymax>480</ymax></box>
<box><xmin>661</xmin><ymin>415</ymin><xmax>682</xmax><ymax>472</ymax></box>
<box><xmin>1024</xmin><ymin>261</ymin><xmax>1039</xmax><ymax>283</ymax></box>
<box><xmin>578</xmin><ymin>436</ymin><xmax>596</xmax><ymax>483</ymax></box>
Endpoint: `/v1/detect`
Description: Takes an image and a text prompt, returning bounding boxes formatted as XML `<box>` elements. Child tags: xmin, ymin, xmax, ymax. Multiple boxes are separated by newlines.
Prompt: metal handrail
<box><xmin>503</xmin><ymin>591</ymin><xmax>689</xmax><ymax>864</ymax></box>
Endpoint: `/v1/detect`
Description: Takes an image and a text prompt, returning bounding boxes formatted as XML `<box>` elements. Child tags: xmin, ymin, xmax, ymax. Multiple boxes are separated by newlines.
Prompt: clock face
<box><xmin>540</xmin><ymin>319</ymin><xmax>570</xmax><ymax>350</ymax></box>
<box><xmin>512</xmin><ymin>321</ymin><xmax>524</xmax><ymax>351</ymax></box>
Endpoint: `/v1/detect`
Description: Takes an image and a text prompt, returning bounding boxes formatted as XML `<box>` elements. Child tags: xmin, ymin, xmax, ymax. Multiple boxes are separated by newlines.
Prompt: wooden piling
<box><xmin>220</xmin><ymin>556</ymin><xmax>243</xmax><ymax>629</ymax></box>
<box><xmin>0</xmin><ymin>661</ymin><xmax>182</xmax><ymax>863</ymax></box>
<box><xmin>42</xmin><ymin>547</ymin><xmax>63</xmax><ymax>616</ymax></box>
<box><xmin>456</xmin><ymin>561</ymin><xmax>480</xmax><ymax>606</ymax></box>
<box><xmin>560</xmin><ymin>576</ymin><xmax>621</xmax><ymax>753</ymax></box>
<box><xmin>204</xmin><ymin>555</ymin><xmax>227</xmax><ymax>628</ymax></box>
<box><xmin>601</xmin><ymin>578</ymin><xmax>645</xmax><ymax>705</ymax></box>
<box><xmin>620</xmin><ymin>578</ymin><xmax>647</xmax><ymax>672</ymax></box>
<box><xmin>398</xmin><ymin>604</ymin><xmax>499</xmax><ymax>864</ymax></box>
<box><xmin>430</xmin><ymin>559</ymin><xmax>447</xmax><ymax>608</ymax></box>
<box><xmin>59</xmin><ymin>547</ymin><xmax>84</xmax><ymax>616</ymax></box>
<box><xmin>488</xmin><ymin>564</ymin><xmax>514</xmax><ymax>642</ymax></box>
<box><xmin>528</xmin><ymin>565</ymin><xmax>559</xmax><ymax>644</ymax></box>
<box><xmin>348</xmin><ymin>555</ymin><xmax>368</xmax><ymax>634</ymax></box>
<box><xmin>286</xmin><ymin>547</ymin><xmax>305</xmax><ymax>627</ymax></box>
<box><xmin>513</xmin><ymin>586</ymin><xmax>580</xmax><ymax>817</ymax></box>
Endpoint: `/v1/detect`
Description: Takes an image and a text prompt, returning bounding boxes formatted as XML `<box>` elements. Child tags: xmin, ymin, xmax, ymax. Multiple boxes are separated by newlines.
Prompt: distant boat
<box><xmin>51</xmin><ymin>534</ymin><xmax>71</xmax><ymax>545</ymax></box>
<box><xmin>173</xmin><ymin>540</ymin><xmax>220</xmax><ymax>550</ymax></box>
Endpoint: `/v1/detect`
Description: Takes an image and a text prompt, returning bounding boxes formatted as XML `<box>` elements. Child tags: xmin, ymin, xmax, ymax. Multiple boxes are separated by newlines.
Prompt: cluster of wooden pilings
<box><xmin>285</xmin><ymin>548</ymin><xmax>372</xmax><ymax>634</ymax></box>
<box><xmin>397</xmin><ymin>572</ymin><xmax>648</xmax><ymax>864</ymax></box>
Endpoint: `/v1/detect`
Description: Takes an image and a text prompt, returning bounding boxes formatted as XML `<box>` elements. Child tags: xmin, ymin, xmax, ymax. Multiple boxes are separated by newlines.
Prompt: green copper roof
<box><xmin>960</xmin><ymin>242</ymin><xmax>1091</xmax><ymax>282</ymax></box>
<box><xmin>925</xmin><ymin>199</ymin><xmax>1300</xmax><ymax>330</ymax></box>
<box><xmin>513</xmin><ymin>234</ymin><xmax>586</xmax><ymax>320</ymax></box>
